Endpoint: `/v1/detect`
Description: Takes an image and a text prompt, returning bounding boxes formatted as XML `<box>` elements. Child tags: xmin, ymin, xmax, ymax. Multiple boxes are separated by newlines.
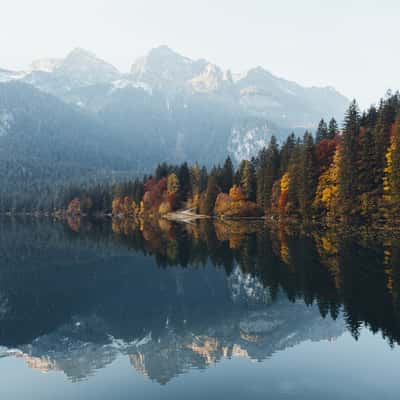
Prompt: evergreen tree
<box><xmin>256</xmin><ymin>136</ymin><xmax>280</xmax><ymax>210</ymax></box>
<box><xmin>357</xmin><ymin>128</ymin><xmax>375</xmax><ymax>218</ymax></box>
<box><xmin>316</xmin><ymin>119</ymin><xmax>329</xmax><ymax>143</ymax></box>
<box><xmin>155</xmin><ymin>162</ymin><xmax>170</xmax><ymax>180</ymax></box>
<box><xmin>199</xmin><ymin>166</ymin><xmax>208</xmax><ymax>193</ymax></box>
<box><xmin>203</xmin><ymin>169</ymin><xmax>219</xmax><ymax>215</ymax></box>
<box><xmin>239</xmin><ymin>160</ymin><xmax>256</xmax><ymax>201</ymax></box>
<box><xmin>298</xmin><ymin>132</ymin><xmax>318</xmax><ymax>218</ymax></box>
<box><xmin>373</xmin><ymin>94</ymin><xmax>400</xmax><ymax>201</ymax></box>
<box><xmin>328</xmin><ymin>118</ymin><xmax>339</xmax><ymax>140</ymax></box>
<box><xmin>189</xmin><ymin>163</ymin><xmax>200</xmax><ymax>197</ymax></box>
<box><xmin>339</xmin><ymin>100</ymin><xmax>360</xmax><ymax>221</ymax></box>
<box><xmin>287</xmin><ymin>141</ymin><xmax>302</xmax><ymax>213</ymax></box>
<box><xmin>177</xmin><ymin>162</ymin><xmax>191</xmax><ymax>202</ymax></box>
<box><xmin>221</xmin><ymin>156</ymin><xmax>234</xmax><ymax>193</ymax></box>
<box><xmin>279</xmin><ymin>133</ymin><xmax>296</xmax><ymax>176</ymax></box>
<box><xmin>360</xmin><ymin>106</ymin><xmax>378</xmax><ymax>129</ymax></box>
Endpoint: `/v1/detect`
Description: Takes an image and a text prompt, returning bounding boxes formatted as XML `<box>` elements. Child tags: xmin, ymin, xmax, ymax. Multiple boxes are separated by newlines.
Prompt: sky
<box><xmin>0</xmin><ymin>0</ymin><xmax>398</xmax><ymax>108</ymax></box>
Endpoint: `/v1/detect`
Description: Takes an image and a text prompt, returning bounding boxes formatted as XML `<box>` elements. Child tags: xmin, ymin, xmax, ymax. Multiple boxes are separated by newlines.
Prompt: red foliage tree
<box><xmin>143</xmin><ymin>177</ymin><xmax>167</xmax><ymax>211</ymax></box>
<box><xmin>315</xmin><ymin>139</ymin><xmax>337</xmax><ymax>173</ymax></box>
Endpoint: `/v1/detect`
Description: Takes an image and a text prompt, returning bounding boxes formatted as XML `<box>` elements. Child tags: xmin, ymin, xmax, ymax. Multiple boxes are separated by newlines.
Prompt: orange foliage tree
<box><xmin>214</xmin><ymin>185</ymin><xmax>263</xmax><ymax>217</ymax></box>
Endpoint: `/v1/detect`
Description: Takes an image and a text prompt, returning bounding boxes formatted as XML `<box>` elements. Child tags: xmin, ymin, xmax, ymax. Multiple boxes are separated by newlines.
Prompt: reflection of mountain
<box><xmin>126</xmin><ymin>298</ymin><xmax>345</xmax><ymax>384</ymax></box>
<box><xmin>8</xmin><ymin>290</ymin><xmax>345</xmax><ymax>384</ymax></box>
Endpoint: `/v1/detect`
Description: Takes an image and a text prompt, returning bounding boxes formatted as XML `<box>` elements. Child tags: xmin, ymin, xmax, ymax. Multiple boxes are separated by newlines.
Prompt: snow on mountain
<box><xmin>29</xmin><ymin>58</ymin><xmax>61</xmax><ymax>73</ymax></box>
<box><xmin>228</xmin><ymin>123</ymin><xmax>271</xmax><ymax>163</ymax></box>
<box><xmin>0</xmin><ymin>68</ymin><xmax>26</xmax><ymax>83</ymax></box>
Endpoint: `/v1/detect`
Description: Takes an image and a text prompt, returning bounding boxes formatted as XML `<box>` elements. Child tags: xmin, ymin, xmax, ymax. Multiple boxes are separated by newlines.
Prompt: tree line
<box><xmin>15</xmin><ymin>91</ymin><xmax>400</xmax><ymax>228</ymax></box>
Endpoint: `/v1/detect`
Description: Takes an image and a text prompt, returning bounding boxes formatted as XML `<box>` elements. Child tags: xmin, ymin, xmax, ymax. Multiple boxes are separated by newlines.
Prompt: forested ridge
<box><xmin>5</xmin><ymin>91</ymin><xmax>400</xmax><ymax>229</ymax></box>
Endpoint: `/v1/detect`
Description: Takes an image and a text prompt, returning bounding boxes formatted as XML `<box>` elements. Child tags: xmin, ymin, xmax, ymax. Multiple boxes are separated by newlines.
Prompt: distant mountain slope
<box><xmin>0</xmin><ymin>81</ymin><xmax>131</xmax><ymax>167</ymax></box>
<box><xmin>0</xmin><ymin>82</ymin><xmax>139</xmax><ymax>211</ymax></box>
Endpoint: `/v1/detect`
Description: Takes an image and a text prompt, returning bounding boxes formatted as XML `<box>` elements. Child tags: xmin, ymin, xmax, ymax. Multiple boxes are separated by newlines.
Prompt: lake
<box><xmin>0</xmin><ymin>217</ymin><xmax>399</xmax><ymax>399</ymax></box>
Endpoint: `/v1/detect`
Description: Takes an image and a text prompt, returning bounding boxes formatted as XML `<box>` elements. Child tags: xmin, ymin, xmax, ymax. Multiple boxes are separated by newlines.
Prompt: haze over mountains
<box><xmin>0</xmin><ymin>46</ymin><xmax>349</xmax><ymax>195</ymax></box>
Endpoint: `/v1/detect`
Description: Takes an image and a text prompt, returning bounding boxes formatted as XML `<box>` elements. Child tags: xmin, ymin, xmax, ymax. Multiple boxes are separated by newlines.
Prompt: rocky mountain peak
<box><xmin>55</xmin><ymin>48</ymin><xmax>120</xmax><ymax>85</ymax></box>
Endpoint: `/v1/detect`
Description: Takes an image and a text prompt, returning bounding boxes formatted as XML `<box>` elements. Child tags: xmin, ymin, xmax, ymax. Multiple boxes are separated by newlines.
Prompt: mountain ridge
<box><xmin>0</xmin><ymin>46</ymin><xmax>349</xmax><ymax>208</ymax></box>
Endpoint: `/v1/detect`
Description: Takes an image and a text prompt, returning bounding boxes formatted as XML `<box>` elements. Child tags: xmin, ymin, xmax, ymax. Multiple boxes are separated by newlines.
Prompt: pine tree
<box><xmin>298</xmin><ymin>132</ymin><xmax>317</xmax><ymax>218</ymax></box>
<box><xmin>203</xmin><ymin>170</ymin><xmax>219</xmax><ymax>215</ymax></box>
<box><xmin>239</xmin><ymin>160</ymin><xmax>256</xmax><ymax>201</ymax></box>
<box><xmin>256</xmin><ymin>136</ymin><xmax>280</xmax><ymax>210</ymax></box>
<box><xmin>279</xmin><ymin>133</ymin><xmax>296</xmax><ymax>176</ymax></box>
<box><xmin>189</xmin><ymin>163</ymin><xmax>200</xmax><ymax>197</ymax></box>
<box><xmin>373</xmin><ymin>94</ymin><xmax>399</xmax><ymax>201</ymax></box>
<box><xmin>199</xmin><ymin>166</ymin><xmax>208</xmax><ymax>193</ymax></box>
<box><xmin>287</xmin><ymin>141</ymin><xmax>302</xmax><ymax>213</ymax></box>
<box><xmin>316</xmin><ymin>119</ymin><xmax>328</xmax><ymax>143</ymax></box>
<box><xmin>338</xmin><ymin>100</ymin><xmax>360</xmax><ymax>221</ymax></box>
<box><xmin>221</xmin><ymin>156</ymin><xmax>234</xmax><ymax>193</ymax></box>
<box><xmin>155</xmin><ymin>162</ymin><xmax>170</xmax><ymax>180</ymax></box>
<box><xmin>328</xmin><ymin>118</ymin><xmax>339</xmax><ymax>140</ymax></box>
<box><xmin>177</xmin><ymin>162</ymin><xmax>191</xmax><ymax>202</ymax></box>
<box><xmin>357</xmin><ymin>128</ymin><xmax>375</xmax><ymax>218</ymax></box>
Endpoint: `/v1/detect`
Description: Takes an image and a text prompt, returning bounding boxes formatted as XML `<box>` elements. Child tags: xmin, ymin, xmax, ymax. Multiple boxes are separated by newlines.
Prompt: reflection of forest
<box><xmin>0</xmin><ymin>217</ymin><xmax>400</xmax><ymax>383</ymax></box>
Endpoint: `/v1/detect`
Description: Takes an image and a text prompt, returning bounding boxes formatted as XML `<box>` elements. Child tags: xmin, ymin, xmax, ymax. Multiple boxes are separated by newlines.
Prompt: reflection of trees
<box><xmin>109</xmin><ymin>217</ymin><xmax>400</xmax><ymax>345</ymax></box>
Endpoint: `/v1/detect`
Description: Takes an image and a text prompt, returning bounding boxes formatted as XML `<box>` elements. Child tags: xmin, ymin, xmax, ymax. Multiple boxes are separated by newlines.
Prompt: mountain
<box><xmin>0</xmin><ymin>81</ymin><xmax>137</xmax><ymax>210</ymax></box>
<box><xmin>0</xmin><ymin>46</ymin><xmax>349</xmax><ymax>204</ymax></box>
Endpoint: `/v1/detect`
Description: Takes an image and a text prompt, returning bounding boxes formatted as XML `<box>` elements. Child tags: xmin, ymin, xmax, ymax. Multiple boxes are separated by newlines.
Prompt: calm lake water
<box><xmin>0</xmin><ymin>217</ymin><xmax>400</xmax><ymax>399</ymax></box>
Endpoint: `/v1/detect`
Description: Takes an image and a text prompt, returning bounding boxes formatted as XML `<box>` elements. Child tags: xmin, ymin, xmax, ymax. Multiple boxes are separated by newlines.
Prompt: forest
<box><xmin>4</xmin><ymin>91</ymin><xmax>400</xmax><ymax>229</ymax></box>
<box><xmin>59</xmin><ymin>91</ymin><xmax>400</xmax><ymax>229</ymax></box>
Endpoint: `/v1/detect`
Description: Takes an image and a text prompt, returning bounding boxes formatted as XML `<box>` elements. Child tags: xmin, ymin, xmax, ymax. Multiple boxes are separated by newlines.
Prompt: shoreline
<box><xmin>2</xmin><ymin>210</ymin><xmax>400</xmax><ymax>240</ymax></box>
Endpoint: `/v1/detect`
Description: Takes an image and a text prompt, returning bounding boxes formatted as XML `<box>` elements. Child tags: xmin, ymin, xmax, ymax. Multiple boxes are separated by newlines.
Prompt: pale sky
<box><xmin>1</xmin><ymin>0</ymin><xmax>398</xmax><ymax>108</ymax></box>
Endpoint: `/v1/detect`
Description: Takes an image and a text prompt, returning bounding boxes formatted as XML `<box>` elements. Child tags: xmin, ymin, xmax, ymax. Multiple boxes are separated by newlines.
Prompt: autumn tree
<box><xmin>313</xmin><ymin>149</ymin><xmax>340</xmax><ymax>221</ymax></box>
<box><xmin>383</xmin><ymin>116</ymin><xmax>400</xmax><ymax>220</ymax></box>
<box><xmin>167</xmin><ymin>173</ymin><xmax>180</xmax><ymax>195</ymax></box>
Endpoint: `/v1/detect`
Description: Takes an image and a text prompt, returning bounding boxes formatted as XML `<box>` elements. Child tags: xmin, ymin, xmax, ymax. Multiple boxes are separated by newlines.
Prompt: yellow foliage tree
<box><xmin>313</xmin><ymin>149</ymin><xmax>340</xmax><ymax>221</ymax></box>
<box><xmin>167</xmin><ymin>173</ymin><xmax>180</xmax><ymax>195</ymax></box>
<box><xmin>383</xmin><ymin>119</ymin><xmax>400</xmax><ymax>221</ymax></box>
<box><xmin>229</xmin><ymin>185</ymin><xmax>246</xmax><ymax>201</ymax></box>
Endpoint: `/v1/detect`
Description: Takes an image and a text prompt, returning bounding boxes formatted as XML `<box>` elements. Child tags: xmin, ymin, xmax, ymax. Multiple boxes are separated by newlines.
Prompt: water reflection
<box><xmin>0</xmin><ymin>217</ymin><xmax>399</xmax><ymax>384</ymax></box>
